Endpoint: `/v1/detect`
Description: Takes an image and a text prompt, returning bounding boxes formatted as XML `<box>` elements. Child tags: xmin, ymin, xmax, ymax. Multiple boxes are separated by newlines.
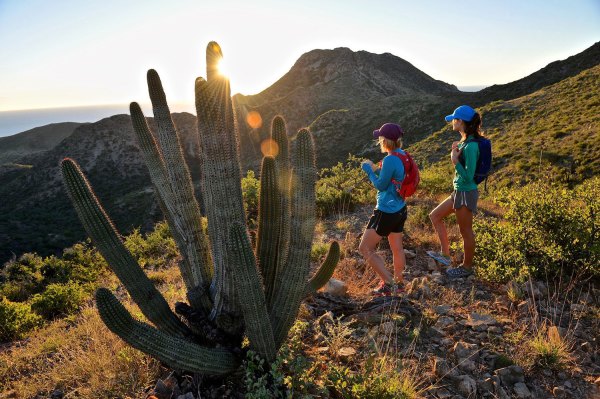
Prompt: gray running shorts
<box><xmin>451</xmin><ymin>189</ymin><xmax>479</xmax><ymax>213</ymax></box>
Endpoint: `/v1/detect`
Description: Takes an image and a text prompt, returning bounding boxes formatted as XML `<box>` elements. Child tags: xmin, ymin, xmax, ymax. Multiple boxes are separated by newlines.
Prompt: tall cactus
<box><xmin>61</xmin><ymin>41</ymin><xmax>339</xmax><ymax>374</ymax></box>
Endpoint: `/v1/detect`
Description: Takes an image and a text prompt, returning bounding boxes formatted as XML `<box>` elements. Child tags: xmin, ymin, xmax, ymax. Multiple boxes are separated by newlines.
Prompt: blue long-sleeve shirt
<box><xmin>362</xmin><ymin>149</ymin><xmax>406</xmax><ymax>213</ymax></box>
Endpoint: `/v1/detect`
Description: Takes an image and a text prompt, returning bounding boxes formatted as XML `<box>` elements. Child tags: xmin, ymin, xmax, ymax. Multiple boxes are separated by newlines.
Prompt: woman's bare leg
<box><xmin>455</xmin><ymin>206</ymin><xmax>475</xmax><ymax>268</ymax></box>
<box><xmin>429</xmin><ymin>196</ymin><xmax>455</xmax><ymax>256</ymax></box>
<box><xmin>359</xmin><ymin>228</ymin><xmax>393</xmax><ymax>283</ymax></box>
<box><xmin>387</xmin><ymin>232</ymin><xmax>405</xmax><ymax>284</ymax></box>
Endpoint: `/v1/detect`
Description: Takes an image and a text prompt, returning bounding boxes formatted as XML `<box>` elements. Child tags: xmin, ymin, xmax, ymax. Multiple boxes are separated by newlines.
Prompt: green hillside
<box><xmin>410</xmin><ymin>64</ymin><xmax>600</xmax><ymax>188</ymax></box>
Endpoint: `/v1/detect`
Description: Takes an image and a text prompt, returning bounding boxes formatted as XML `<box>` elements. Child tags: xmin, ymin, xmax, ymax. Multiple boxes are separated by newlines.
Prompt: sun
<box><xmin>217</xmin><ymin>57</ymin><xmax>231</xmax><ymax>78</ymax></box>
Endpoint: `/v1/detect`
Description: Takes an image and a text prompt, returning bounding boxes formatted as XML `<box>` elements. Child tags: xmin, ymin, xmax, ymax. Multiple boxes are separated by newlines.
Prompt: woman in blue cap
<box><xmin>359</xmin><ymin>123</ymin><xmax>408</xmax><ymax>295</ymax></box>
<box><xmin>428</xmin><ymin>105</ymin><xmax>482</xmax><ymax>278</ymax></box>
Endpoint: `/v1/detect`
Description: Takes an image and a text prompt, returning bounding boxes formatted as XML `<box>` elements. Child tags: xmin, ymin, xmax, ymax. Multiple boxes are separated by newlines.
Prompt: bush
<box><xmin>418</xmin><ymin>162</ymin><xmax>454</xmax><ymax>195</ymax></box>
<box><xmin>326</xmin><ymin>361</ymin><xmax>418</xmax><ymax>399</ymax></box>
<box><xmin>30</xmin><ymin>282</ymin><xmax>86</xmax><ymax>319</ymax></box>
<box><xmin>59</xmin><ymin>240</ymin><xmax>108</xmax><ymax>283</ymax></box>
<box><xmin>0</xmin><ymin>298</ymin><xmax>43</xmax><ymax>342</ymax></box>
<box><xmin>316</xmin><ymin>155</ymin><xmax>375</xmax><ymax>217</ymax></box>
<box><xmin>0</xmin><ymin>253</ymin><xmax>45</xmax><ymax>300</ymax></box>
<box><xmin>475</xmin><ymin>177</ymin><xmax>600</xmax><ymax>282</ymax></box>
<box><xmin>311</xmin><ymin>242</ymin><xmax>330</xmax><ymax>262</ymax></box>
<box><xmin>124</xmin><ymin>222</ymin><xmax>179</xmax><ymax>269</ymax></box>
<box><xmin>242</xmin><ymin>170</ymin><xmax>260</xmax><ymax>219</ymax></box>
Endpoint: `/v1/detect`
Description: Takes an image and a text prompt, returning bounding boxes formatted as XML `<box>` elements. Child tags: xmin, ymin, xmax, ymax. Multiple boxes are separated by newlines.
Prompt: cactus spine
<box><xmin>61</xmin><ymin>41</ymin><xmax>339</xmax><ymax>374</ymax></box>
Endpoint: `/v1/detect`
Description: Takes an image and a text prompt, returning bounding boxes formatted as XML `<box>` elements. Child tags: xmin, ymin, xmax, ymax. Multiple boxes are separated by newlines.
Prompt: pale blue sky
<box><xmin>0</xmin><ymin>0</ymin><xmax>598</xmax><ymax>111</ymax></box>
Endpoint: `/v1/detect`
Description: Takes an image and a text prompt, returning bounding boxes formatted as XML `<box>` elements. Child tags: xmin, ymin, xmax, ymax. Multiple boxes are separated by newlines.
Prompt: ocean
<box><xmin>0</xmin><ymin>87</ymin><xmax>487</xmax><ymax>138</ymax></box>
<box><xmin>0</xmin><ymin>104</ymin><xmax>196</xmax><ymax>138</ymax></box>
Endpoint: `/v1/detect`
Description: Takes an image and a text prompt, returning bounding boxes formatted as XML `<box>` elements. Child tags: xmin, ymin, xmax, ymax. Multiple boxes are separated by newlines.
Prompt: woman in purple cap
<box><xmin>428</xmin><ymin>105</ymin><xmax>482</xmax><ymax>278</ymax></box>
<box><xmin>359</xmin><ymin>123</ymin><xmax>408</xmax><ymax>296</ymax></box>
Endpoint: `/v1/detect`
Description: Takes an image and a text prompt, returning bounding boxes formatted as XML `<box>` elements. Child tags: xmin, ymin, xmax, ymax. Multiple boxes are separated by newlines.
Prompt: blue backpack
<box><xmin>460</xmin><ymin>137</ymin><xmax>492</xmax><ymax>185</ymax></box>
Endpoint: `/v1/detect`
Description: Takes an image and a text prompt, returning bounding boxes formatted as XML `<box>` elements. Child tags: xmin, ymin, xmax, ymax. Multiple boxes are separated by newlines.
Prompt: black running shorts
<box><xmin>366</xmin><ymin>206</ymin><xmax>408</xmax><ymax>237</ymax></box>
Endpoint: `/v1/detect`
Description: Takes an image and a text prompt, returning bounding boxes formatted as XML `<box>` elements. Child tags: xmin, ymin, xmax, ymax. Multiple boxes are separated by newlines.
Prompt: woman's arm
<box><xmin>363</xmin><ymin>156</ymin><xmax>396</xmax><ymax>191</ymax></box>
<box><xmin>454</xmin><ymin>142</ymin><xmax>478</xmax><ymax>181</ymax></box>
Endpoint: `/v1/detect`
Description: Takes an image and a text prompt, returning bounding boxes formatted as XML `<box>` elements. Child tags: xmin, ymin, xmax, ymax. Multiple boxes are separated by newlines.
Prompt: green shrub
<box><xmin>30</xmin><ymin>282</ymin><xmax>86</xmax><ymax>319</ymax></box>
<box><xmin>311</xmin><ymin>242</ymin><xmax>330</xmax><ymax>262</ymax></box>
<box><xmin>242</xmin><ymin>169</ymin><xmax>260</xmax><ymax>218</ymax></box>
<box><xmin>326</xmin><ymin>360</ymin><xmax>418</xmax><ymax>399</ymax></box>
<box><xmin>316</xmin><ymin>155</ymin><xmax>375</xmax><ymax>217</ymax></box>
<box><xmin>124</xmin><ymin>222</ymin><xmax>179</xmax><ymax>269</ymax></box>
<box><xmin>59</xmin><ymin>240</ymin><xmax>108</xmax><ymax>283</ymax></box>
<box><xmin>475</xmin><ymin>177</ymin><xmax>600</xmax><ymax>282</ymax></box>
<box><xmin>418</xmin><ymin>162</ymin><xmax>454</xmax><ymax>195</ymax></box>
<box><xmin>0</xmin><ymin>253</ymin><xmax>45</xmax><ymax>300</ymax></box>
<box><xmin>0</xmin><ymin>298</ymin><xmax>43</xmax><ymax>342</ymax></box>
<box><xmin>38</xmin><ymin>255</ymin><xmax>71</xmax><ymax>285</ymax></box>
<box><xmin>0</xmin><ymin>281</ymin><xmax>33</xmax><ymax>302</ymax></box>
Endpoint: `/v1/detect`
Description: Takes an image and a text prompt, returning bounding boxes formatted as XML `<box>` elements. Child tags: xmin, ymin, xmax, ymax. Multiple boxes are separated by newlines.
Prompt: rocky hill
<box><xmin>476</xmin><ymin>41</ymin><xmax>600</xmax><ymax>102</ymax></box>
<box><xmin>234</xmin><ymin>47</ymin><xmax>469</xmax><ymax>168</ymax></box>
<box><xmin>0</xmin><ymin>113</ymin><xmax>198</xmax><ymax>264</ymax></box>
<box><xmin>0</xmin><ymin>122</ymin><xmax>82</xmax><ymax>165</ymax></box>
<box><xmin>235</xmin><ymin>42</ymin><xmax>600</xmax><ymax>169</ymax></box>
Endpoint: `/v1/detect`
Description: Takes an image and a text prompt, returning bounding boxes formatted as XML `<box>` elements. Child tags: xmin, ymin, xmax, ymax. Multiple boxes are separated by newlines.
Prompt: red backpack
<box><xmin>380</xmin><ymin>150</ymin><xmax>420</xmax><ymax>199</ymax></box>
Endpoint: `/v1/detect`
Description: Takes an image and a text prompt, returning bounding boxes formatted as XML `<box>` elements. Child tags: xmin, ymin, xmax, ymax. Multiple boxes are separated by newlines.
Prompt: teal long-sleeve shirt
<box><xmin>362</xmin><ymin>149</ymin><xmax>406</xmax><ymax>213</ymax></box>
<box><xmin>454</xmin><ymin>138</ymin><xmax>479</xmax><ymax>191</ymax></box>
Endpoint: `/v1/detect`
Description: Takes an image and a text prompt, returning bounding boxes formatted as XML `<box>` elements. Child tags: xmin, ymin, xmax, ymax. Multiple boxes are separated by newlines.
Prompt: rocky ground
<box><xmin>143</xmin><ymin>206</ymin><xmax>599</xmax><ymax>399</ymax></box>
<box><xmin>303</xmin><ymin>207</ymin><xmax>600</xmax><ymax>399</ymax></box>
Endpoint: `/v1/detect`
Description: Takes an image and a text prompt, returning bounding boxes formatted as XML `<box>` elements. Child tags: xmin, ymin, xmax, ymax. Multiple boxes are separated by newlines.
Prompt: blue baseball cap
<box><xmin>373</xmin><ymin>123</ymin><xmax>404</xmax><ymax>140</ymax></box>
<box><xmin>445</xmin><ymin>105</ymin><xmax>476</xmax><ymax>122</ymax></box>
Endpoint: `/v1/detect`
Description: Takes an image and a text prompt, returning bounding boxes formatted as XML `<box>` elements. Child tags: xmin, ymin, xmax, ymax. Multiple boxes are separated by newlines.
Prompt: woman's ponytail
<box><xmin>464</xmin><ymin>112</ymin><xmax>483</xmax><ymax>139</ymax></box>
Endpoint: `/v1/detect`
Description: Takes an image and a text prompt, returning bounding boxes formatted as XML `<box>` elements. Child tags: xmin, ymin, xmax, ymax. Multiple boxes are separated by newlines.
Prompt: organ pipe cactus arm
<box><xmin>256</xmin><ymin>156</ymin><xmax>282</xmax><ymax>310</ymax></box>
<box><xmin>195</xmin><ymin>42</ymin><xmax>246</xmax><ymax>333</ymax></box>
<box><xmin>96</xmin><ymin>288</ymin><xmax>238</xmax><ymax>374</ymax></box>
<box><xmin>305</xmin><ymin>241</ymin><xmax>341</xmax><ymax>296</ymax></box>
<box><xmin>268</xmin><ymin>116</ymin><xmax>291</xmax><ymax>311</ymax></box>
<box><xmin>228</xmin><ymin>222</ymin><xmax>276</xmax><ymax>361</ymax></box>
<box><xmin>129</xmin><ymin>101</ymin><xmax>212</xmax><ymax>313</ymax></box>
<box><xmin>60</xmin><ymin>158</ymin><xmax>191</xmax><ymax>338</ymax></box>
<box><xmin>270</xmin><ymin>128</ymin><xmax>317</xmax><ymax>347</ymax></box>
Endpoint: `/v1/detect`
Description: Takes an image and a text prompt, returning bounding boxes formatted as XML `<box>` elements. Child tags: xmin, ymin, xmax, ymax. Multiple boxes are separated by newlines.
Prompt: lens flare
<box><xmin>246</xmin><ymin>111</ymin><xmax>263</xmax><ymax>129</ymax></box>
<box><xmin>217</xmin><ymin>58</ymin><xmax>230</xmax><ymax>78</ymax></box>
<box><xmin>260</xmin><ymin>138</ymin><xmax>279</xmax><ymax>158</ymax></box>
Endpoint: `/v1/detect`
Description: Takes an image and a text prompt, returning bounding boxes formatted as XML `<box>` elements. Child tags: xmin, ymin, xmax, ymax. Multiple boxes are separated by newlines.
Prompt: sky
<box><xmin>0</xmin><ymin>0</ymin><xmax>599</xmax><ymax>112</ymax></box>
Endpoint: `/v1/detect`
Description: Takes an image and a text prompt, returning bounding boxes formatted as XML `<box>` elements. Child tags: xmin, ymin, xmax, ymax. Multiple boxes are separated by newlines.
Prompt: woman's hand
<box><xmin>361</xmin><ymin>159</ymin><xmax>375</xmax><ymax>172</ymax></box>
<box><xmin>450</xmin><ymin>147</ymin><xmax>461</xmax><ymax>165</ymax></box>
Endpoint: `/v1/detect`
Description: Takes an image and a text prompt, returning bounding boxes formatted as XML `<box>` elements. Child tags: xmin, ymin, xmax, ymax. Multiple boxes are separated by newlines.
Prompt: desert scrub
<box><xmin>316</xmin><ymin>155</ymin><xmax>375</xmax><ymax>217</ymax></box>
<box><xmin>474</xmin><ymin>177</ymin><xmax>600</xmax><ymax>282</ymax></box>
<box><xmin>311</xmin><ymin>241</ymin><xmax>330</xmax><ymax>262</ymax></box>
<box><xmin>528</xmin><ymin>324</ymin><xmax>574</xmax><ymax>370</ymax></box>
<box><xmin>30</xmin><ymin>281</ymin><xmax>87</xmax><ymax>319</ymax></box>
<box><xmin>0</xmin><ymin>298</ymin><xmax>43</xmax><ymax>342</ymax></box>
<box><xmin>417</xmin><ymin>162</ymin><xmax>453</xmax><ymax>195</ymax></box>
<box><xmin>0</xmin><ymin>306</ymin><xmax>161</xmax><ymax>397</ymax></box>
<box><xmin>0</xmin><ymin>252</ymin><xmax>45</xmax><ymax>300</ymax></box>
<box><xmin>326</xmin><ymin>359</ymin><xmax>420</xmax><ymax>399</ymax></box>
<box><xmin>242</xmin><ymin>169</ymin><xmax>260</xmax><ymax>219</ymax></box>
<box><xmin>124</xmin><ymin>221</ymin><xmax>179</xmax><ymax>269</ymax></box>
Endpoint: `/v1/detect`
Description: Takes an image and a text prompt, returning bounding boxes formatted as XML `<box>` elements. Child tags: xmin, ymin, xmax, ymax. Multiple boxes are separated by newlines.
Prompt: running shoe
<box><xmin>426</xmin><ymin>250</ymin><xmax>452</xmax><ymax>266</ymax></box>
<box><xmin>446</xmin><ymin>266</ymin><xmax>473</xmax><ymax>278</ymax></box>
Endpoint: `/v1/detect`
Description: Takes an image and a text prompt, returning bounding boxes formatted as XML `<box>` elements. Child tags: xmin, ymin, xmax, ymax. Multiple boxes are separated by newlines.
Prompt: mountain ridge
<box><xmin>1</xmin><ymin>42</ymin><xmax>598</xmax><ymax>264</ymax></box>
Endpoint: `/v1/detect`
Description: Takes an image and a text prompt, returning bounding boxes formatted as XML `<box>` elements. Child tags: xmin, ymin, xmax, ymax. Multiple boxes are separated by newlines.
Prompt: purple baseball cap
<box><xmin>373</xmin><ymin>123</ymin><xmax>404</xmax><ymax>140</ymax></box>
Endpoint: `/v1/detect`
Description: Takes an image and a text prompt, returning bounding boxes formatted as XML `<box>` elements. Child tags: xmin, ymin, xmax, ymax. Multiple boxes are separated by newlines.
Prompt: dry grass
<box><xmin>0</xmin><ymin>264</ymin><xmax>187</xmax><ymax>398</ymax></box>
<box><xmin>528</xmin><ymin>324</ymin><xmax>574</xmax><ymax>370</ymax></box>
<box><xmin>0</xmin><ymin>305</ymin><xmax>162</xmax><ymax>398</ymax></box>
